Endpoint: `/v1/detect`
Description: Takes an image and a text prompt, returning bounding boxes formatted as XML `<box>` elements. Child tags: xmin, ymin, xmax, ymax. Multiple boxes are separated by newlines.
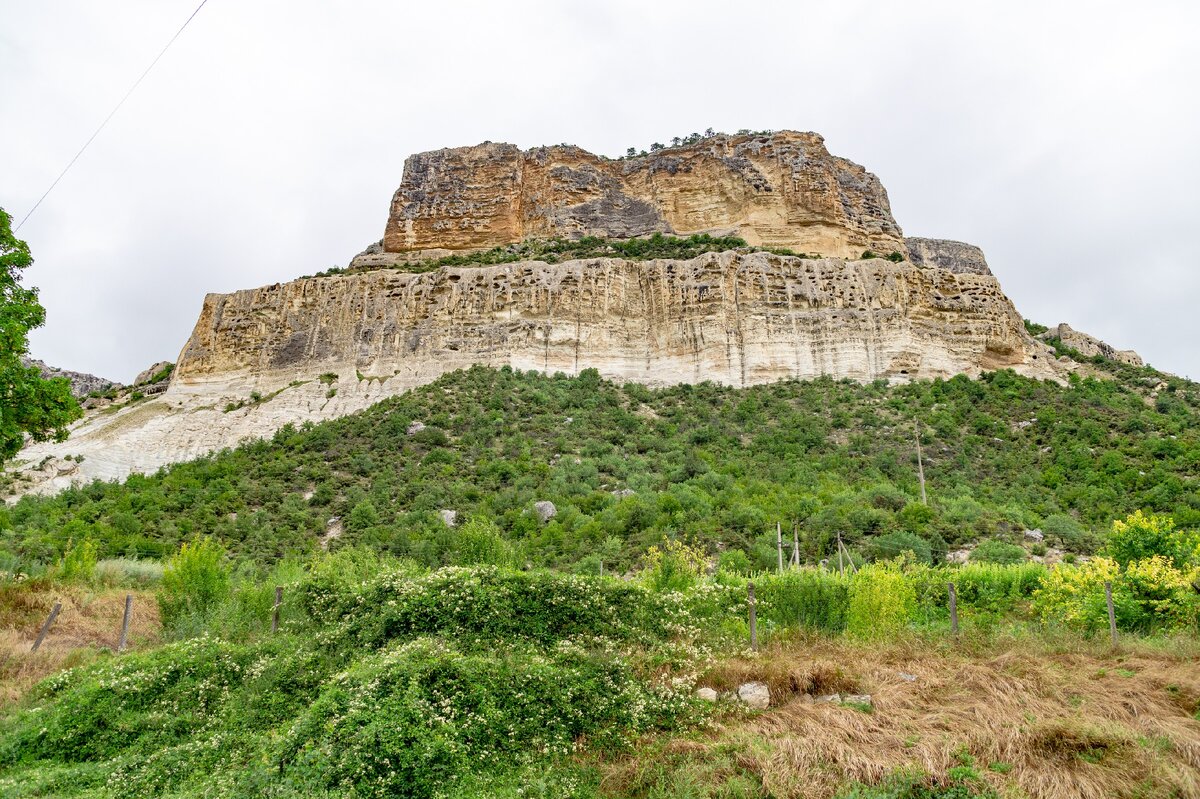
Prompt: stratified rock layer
<box><xmin>380</xmin><ymin>132</ymin><xmax>907</xmax><ymax>260</ymax></box>
<box><xmin>174</xmin><ymin>252</ymin><xmax>1055</xmax><ymax>387</ymax></box>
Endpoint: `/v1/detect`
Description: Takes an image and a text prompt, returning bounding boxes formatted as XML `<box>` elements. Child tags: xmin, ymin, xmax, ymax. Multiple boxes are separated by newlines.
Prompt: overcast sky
<box><xmin>3</xmin><ymin>0</ymin><xmax>1198</xmax><ymax>382</ymax></box>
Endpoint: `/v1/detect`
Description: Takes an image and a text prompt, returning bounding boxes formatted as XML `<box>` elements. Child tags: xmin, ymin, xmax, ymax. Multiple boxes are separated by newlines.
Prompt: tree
<box><xmin>1</xmin><ymin>207</ymin><xmax>81</xmax><ymax>461</ymax></box>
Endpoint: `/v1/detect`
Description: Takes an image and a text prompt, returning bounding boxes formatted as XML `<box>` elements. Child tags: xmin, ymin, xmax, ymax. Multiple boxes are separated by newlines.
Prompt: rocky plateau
<box><xmin>10</xmin><ymin>131</ymin><xmax>1082</xmax><ymax>498</ymax></box>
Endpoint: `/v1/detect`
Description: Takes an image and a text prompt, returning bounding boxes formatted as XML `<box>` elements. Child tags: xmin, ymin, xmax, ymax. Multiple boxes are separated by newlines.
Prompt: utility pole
<box><xmin>915</xmin><ymin>421</ymin><xmax>928</xmax><ymax>505</ymax></box>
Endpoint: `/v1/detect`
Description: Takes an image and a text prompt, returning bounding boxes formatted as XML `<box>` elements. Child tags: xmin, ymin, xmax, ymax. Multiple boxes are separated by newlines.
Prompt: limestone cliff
<box><xmin>8</xmin><ymin>131</ymin><xmax>1069</xmax><ymax>498</ymax></box>
<box><xmin>374</xmin><ymin>132</ymin><xmax>906</xmax><ymax>262</ymax></box>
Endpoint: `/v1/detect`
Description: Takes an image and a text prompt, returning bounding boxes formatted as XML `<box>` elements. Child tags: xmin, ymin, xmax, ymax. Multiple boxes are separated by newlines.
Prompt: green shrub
<box><xmin>1041</xmin><ymin>514</ymin><xmax>1085</xmax><ymax>548</ymax></box>
<box><xmin>757</xmin><ymin>568</ymin><xmax>849</xmax><ymax>632</ymax></box>
<box><xmin>847</xmin><ymin>562</ymin><xmax>916</xmax><ymax>638</ymax></box>
<box><xmin>969</xmin><ymin>540</ymin><xmax>1027</xmax><ymax>565</ymax></box>
<box><xmin>869</xmin><ymin>531</ymin><xmax>932</xmax><ymax>565</ymax></box>
<box><xmin>445</xmin><ymin>516</ymin><xmax>517</xmax><ymax>568</ymax></box>
<box><xmin>157</xmin><ymin>538</ymin><xmax>231</xmax><ymax>634</ymax></box>
<box><xmin>277</xmin><ymin>638</ymin><xmax>690</xmax><ymax>799</ymax></box>
<box><xmin>94</xmin><ymin>558</ymin><xmax>163</xmax><ymax>588</ymax></box>
<box><xmin>58</xmin><ymin>538</ymin><xmax>97</xmax><ymax>583</ymax></box>
<box><xmin>1106</xmin><ymin>511</ymin><xmax>1199</xmax><ymax>569</ymax></box>
<box><xmin>643</xmin><ymin>539</ymin><xmax>709</xmax><ymax>593</ymax></box>
<box><xmin>301</xmin><ymin>566</ymin><xmax>671</xmax><ymax>648</ymax></box>
<box><xmin>716</xmin><ymin>548</ymin><xmax>752</xmax><ymax>576</ymax></box>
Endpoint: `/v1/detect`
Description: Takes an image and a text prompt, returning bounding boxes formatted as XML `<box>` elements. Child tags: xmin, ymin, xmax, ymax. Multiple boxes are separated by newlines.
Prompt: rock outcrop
<box><xmin>20</xmin><ymin>358</ymin><xmax>118</xmax><ymax>399</ymax></box>
<box><xmin>1039</xmin><ymin>323</ymin><xmax>1143</xmax><ymax>366</ymax></box>
<box><xmin>376</xmin><ymin>132</ymin><xmax>907</xmax><ymax>261</ymax></box>
<box><xmin>905</xmin><ymin>238</ymin><xmax>991</xmax><ymax>276</ymax></box>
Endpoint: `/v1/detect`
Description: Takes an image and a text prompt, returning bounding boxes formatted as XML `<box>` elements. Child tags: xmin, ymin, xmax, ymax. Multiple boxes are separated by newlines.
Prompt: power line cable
<box><xmin>15</xmin><ymin>0</ymin><xmax>210</xmax><ymax>232</ymax></box>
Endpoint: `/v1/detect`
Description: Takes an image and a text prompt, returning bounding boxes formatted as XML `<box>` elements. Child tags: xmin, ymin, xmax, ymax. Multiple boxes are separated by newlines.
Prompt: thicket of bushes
<box><xmin>2</xmin><ymin>362</ymin><xmax>1198</xmax><ymax>580</ymax></box>
<box><xmin>2</xmin><ymin>505</ymin><xmax>1198</xmax><ymax>797</ymax></box>
<box><xmin>0</xmin><ymin>556</ymin><xmax>701</xmax><ymax>799</ymax></box>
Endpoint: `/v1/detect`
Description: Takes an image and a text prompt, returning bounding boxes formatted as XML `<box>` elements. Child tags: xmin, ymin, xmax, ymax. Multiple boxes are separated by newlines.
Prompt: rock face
<box><xmin>378</xmin><ymin>132</ymin><xmax>907</xmax><ymax>261</ymax></box>
<box><xmin>171</xmin><ymin>251</ymin><xmax>1056</xmax><ymax>389</ymax></box>
<box><xmin>20</xmin><ymin>358</ymin><xmax>118</xmax><ymax>399</ymax></box>
<box><xmin>1039</xmin><ymin>323</ymin><xmax>1143</xmax><ymax>366</ymax></box>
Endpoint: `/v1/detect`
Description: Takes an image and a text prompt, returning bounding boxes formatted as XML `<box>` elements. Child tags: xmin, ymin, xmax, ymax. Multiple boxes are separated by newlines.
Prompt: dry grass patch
<box><xmin>0</xmin><ymin>583</ymin><xmax>159</xmax><ymax>705</ymax></box>
<box><xmin>606</xmin><ymin>634</ymin><xmax>1200</xmax><ymax>799</ymax></box>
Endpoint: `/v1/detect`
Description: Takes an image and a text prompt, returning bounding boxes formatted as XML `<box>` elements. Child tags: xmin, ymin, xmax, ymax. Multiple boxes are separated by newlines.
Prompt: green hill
<box><xmin>3</xmin><ymin>350</ymin><xmax>1199</xmax><ymax>574</ymax></box>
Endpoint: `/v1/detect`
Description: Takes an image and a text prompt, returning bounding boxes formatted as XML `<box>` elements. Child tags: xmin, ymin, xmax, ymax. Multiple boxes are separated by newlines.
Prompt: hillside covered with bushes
<box><xmin>2</xmin><ymin>355</ymin><xmax>1199</xmax><ymax>574</ymax></box>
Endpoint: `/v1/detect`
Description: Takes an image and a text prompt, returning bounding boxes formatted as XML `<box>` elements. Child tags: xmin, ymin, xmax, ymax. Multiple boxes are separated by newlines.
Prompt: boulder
<box><xmin>534</xmin><ymin>501</ymin><xmax>557</xmax><ymax>522</ymax></box>
<box><xmin>842</xmin><ymin>694</ymin><xmax>873</xmax><ymax>708</ymax></box>
<box><xmin>694</xmin><ymin>687</ymin><xmax>718</xmax><ymax>703</ymax></box>
<box><xmin>736</xmin><ymin>682</ymin><xmax>770</xmax><ymax>710</ymax></box>
<box><xmin>438</xmin><ymin>509</ymin><xmax>458</xmax><ymax>527</ymax></box>
<box><xmin>406</xmin><ymin>421</ymin><xmax>426</xmax><ymax>436</ymax></box>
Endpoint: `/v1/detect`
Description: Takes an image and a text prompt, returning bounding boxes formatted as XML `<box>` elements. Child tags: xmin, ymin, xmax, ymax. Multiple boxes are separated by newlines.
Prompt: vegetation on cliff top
<box><xmin>306</xmin><ymin>233</ymin><xmax>826</xmax><ymax>279</ymax></box>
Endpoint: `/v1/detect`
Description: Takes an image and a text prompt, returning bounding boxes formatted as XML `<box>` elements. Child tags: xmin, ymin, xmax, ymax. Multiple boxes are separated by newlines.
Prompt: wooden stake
<box><xmin>748</xmin><ymin>582</ymin><xmax>758</xmax><ymax>651</ymax></box>
<box><xmin>117</xmin><ymin>594</ymin><xmax>133</xmax><ymax>652</ymax></box>
<box><xmin>948</xmin><ymin>582</ymin><xmax>959</xmax><ymax>637</ymax></box>
<box><xmin>31</xmin><ymin>602</ymin><xmax>61</xmax><ymax>652</ymax></box>
<box><xmin>791</xmin><ymin>521</ymin><xmax>800</xmax><ymax>567</ymax></box>
<box><xmin>915</xmin><ymin>422</ymin><xmax>928</xmax><ymax>505</ymax></box>
<box><xmin>272</xmin><ymin>586</ymin><xmax>283</xmax><ymax>634</ymax></box>
<box><xmin>1105</xmin><ymin>581</ymin><xmax>1118</xmax><ymax>647</ymax></box>
<box><xmin>837</xmin><ymin>533</ymin><xmax>845</xmax><ymax>577</ymax></box>
<box><xmin>776</xmin><ymin>522</ymin><xmax>783</xmax><ymax>574</ymax></box>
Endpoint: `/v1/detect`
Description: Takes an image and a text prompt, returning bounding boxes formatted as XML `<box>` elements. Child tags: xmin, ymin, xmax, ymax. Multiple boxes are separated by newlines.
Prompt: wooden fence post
<box><xmin>31</xmin><ymin>602</ymin><xmax>62</xmax><ymax>652</ymax></box>
<box><xmin>117</xmin><ymin>594</ymin><xmax>133</xmax><ymax>652</ymax></box>
<box><xmin>948</xmin><ymin>582</ymin><xmax>959</xmax><ymax>637</ymax></box>
<box><xmin>791</xmin><ymin>521</ymin><xmax>800</xmax><ymax>568</ymax></box>
<box><xmin>776</xmin><ymin>522</ymin><xmax>783</xmax><ymax>574</ymax></box>
<box><xmin>272</xmin><ymin>586</ymin><xmax>283</xmax><ymax>634</ymax></box>
<box><xmin>837</xmin><ymin>533</ymin><xmax>845</xmax><ymax>577</ymax></box>
<box><xmin>1105</xmin><ymin>581</ymin><xmax>1118</xmax><ymax>647</ymax></box>
<box><xmin>748</xmin><ymin>582</ymin><xmax>758</xmax><ymax>651</ymax></box>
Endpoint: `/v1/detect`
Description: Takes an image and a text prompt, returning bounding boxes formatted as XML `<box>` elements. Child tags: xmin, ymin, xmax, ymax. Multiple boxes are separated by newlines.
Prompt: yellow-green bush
<box><xmin>846</xmin><ymin>561</ymin><xmax>916</xmax><ymax>638</ymax></box>
<box><xmin>1034</xmin><ymin>555</ymin><xmax>1199</xmax><ymax>634</ymax></box>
